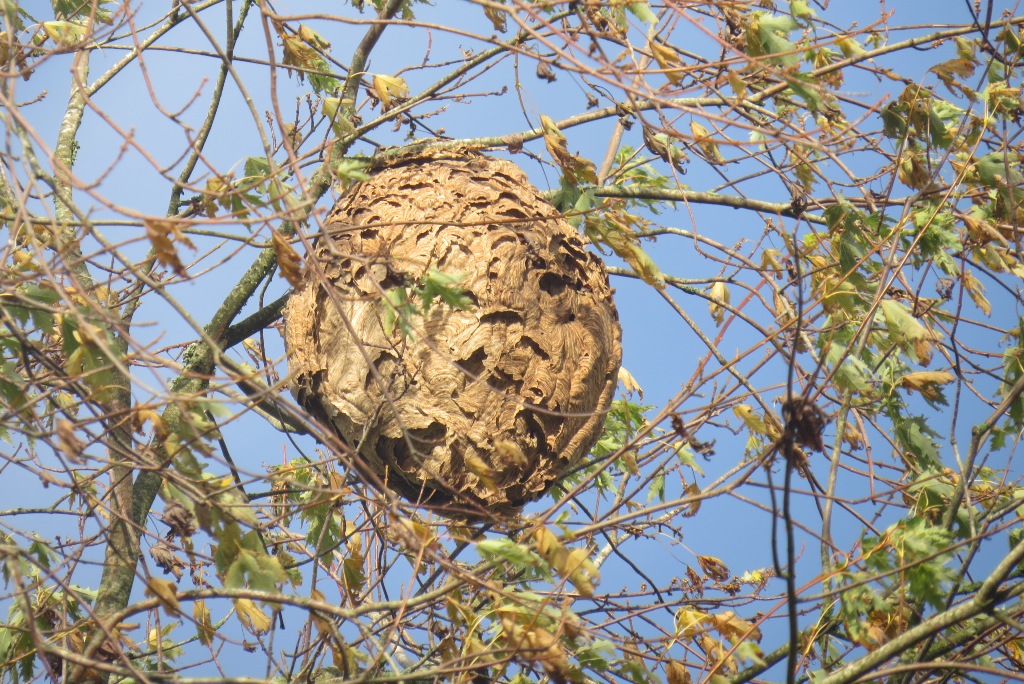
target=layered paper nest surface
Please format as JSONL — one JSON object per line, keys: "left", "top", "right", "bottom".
{"left": 285, "top": 149, "right": 622, "bottom": 516}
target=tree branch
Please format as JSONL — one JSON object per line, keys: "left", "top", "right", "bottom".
{"left": 820, "top": 537, "right": 1024, "bottom": 684}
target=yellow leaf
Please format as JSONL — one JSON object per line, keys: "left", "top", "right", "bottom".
{"left": 620, "top": 450, "right": 640, "bottom": 475}
{"left": 322, "top": 97, "right": 357, "bottom": 137}
{"left": 642, "top": 127, "right": 688, "bottom": 172}
{"left": 675, "top": 607, "right": 711, "bottom": 637}
{"left": 194, "top": 600, "right": 215, "bottom": 646}
{"left": 962, "top": 213, "right": 1009, "bottom": 246}
{"left": 533, "top": 525, "right": 560, "bottom": 557}
{"left": 517, "top": 625, "right": 570, "bottom": 683}
{"left": 709, "top": 281, "right": 730, "bottom": 325}
{"left": 842, "top": 421, "right": 865, "bottom": 450}
{"left": 565, "top": 547, "right": 600, "bottom": 597}
{"left": 774, "top": 290, "right": 795, "bottom": 325}
{"left": 397, "top": 517, "right": 436, "bottom": 549}
{"left": 913, "top": 337, "right": 934, "bottom": 367}
{"left": 331, "top": 641, "right": 358, "bottom": 672}
{"left": 372, "top": 74, "right": 409, "bottom": 111}
{"left": 271, "top": 230, "right": 304, "bottom": 288}
{"left": 310, "top": 589, "right": 333, "bottom": 635}
{"left": 697, "top": 555, "right": 730, "bottom": 582}
{"left": 466, "top": 455, "right": 496, "bottom": 491}
{"left": 732, "top": 404, "right": 779, "bottom": 439}
{"left": 297, "top": 24, "right": 330, "bottom": 50}
{"left": 622, "top": 241, "right": 665, "bottom": 288}
{"left": 930, "top": 57, "right": 977, "bottom": 85}
{"left": 42, "top": 20, "right": 87, "bottom": 46}
{"left": 494, "top": 440, "right": 528, "bottom": 467}
{"left": 541, "top": 114, "right": 597, "bottom": 185}
{"left": 697, "top": 633, "right": 736, "bottom": 673}
{"left": 56, "top": 418, "right": 84, "bottom": 464}
{"left": 666, "top": 660, "right": 692, "bottom": 684}
{"left": 617, "top": 366, "right": 643, "bottom": 397}
{"left": 879, "top": 300, "right": 939, "bottom": 366}
{"left": 650, "top": 39, "right": 684, "bottom": 85}
{"left": 690, "top": 121, "right": 725, "bottom": 164}
{"left": 897, "top": 149, "right": 932, "bottom": 189}
{"left": 836, "top": 35, "right": 866, "bottom": 58}
{"left": 963, "top": 271, "right": 991, "bottom": 316}
{"left": 145, "top": 577, "right": 181, "bottom": 615}
{"left": 235, "top": 598, "right": 271, "bottom": 635}
{"left": 534, "top": 526, "right": 568, "bottom": 575}
{"left": 708, "top": 610, "right": 762, "bottom": 643}
{"left": 682, "top": 482, "right": 701, "bottom": 517}
{"left": 145, "top": 219, "right": 196, "bottom": 276}
{"left": 484, "top": 5, "right": 507, "bottom": 32}
{"left": 900, "top": 371, "right": 956, "bottom": 401}
{"left": 727, "top": 70, "right": 747, "bottom": 101}
{"left": 277, "top": 27, "right": 320, "bottom": 80}
{"left": 134, "top": 408, "right": 168, "bottom": 440}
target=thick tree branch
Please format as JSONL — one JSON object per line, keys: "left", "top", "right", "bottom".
{"left": 820, "top": 537, "right": 1024, "bottom": 684}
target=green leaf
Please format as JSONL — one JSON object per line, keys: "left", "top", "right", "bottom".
{"left": 627, "top": 2, "right": 657, "bottom": 26}
{"left": 0, "top": 358, "right": 26, "bottom": 413}
{"left": 784, "top": 73, "right": 826, "bottom": 112}
{"left": 974, "top": 151, "right": 1024, "bottom": 187}
{"left": 823, "top": 341, "right": 874, "bottom": 393}
{"left": 881, "top": 102, "right": 908, "bottom": 140}
{"left": 878, "top": 517, "right": 955, "bottom": 609}
{"left": 343, "top": 550, "right": 366, "bottom": 599}
{"left": 331, "top": 156, "right": 370, "bottom": 183}
{"left": 27, "top": 538, "right": 54, "bottom": 569}
{"left": 382, "top": 286, "right": 414, "bottom": 339}
{"left": 585, "top": 213, "right": 665, "bottom": 288}
{"left": 618, "top": 657, "right": 657, "bottom": 684}
{"left": 419, "top": 269, "right": 472, "bottom": 313}
{"left": 790, "top": 0, "right": 815, "bottom": 23}
{"left": 477, "top": 538, "right": 544, "bottom": 571}
{"left": 5, "top": 284, "right": 57, "bottom": 330}
{"left": 589, "top": 399, "right": 651, "bottom": 459}
{"left": 223, "top": 535, "right": 290, "bottom": 592}
{"left": 891, "top": 414, "right": 941, "bottom": 469}
{"left": 551, "top": 176, "right": 583, "bottom": 216}
{"left": 244, "top": 156, "right": 272, "bottom": 179}
{"left": 646, "top": 473, "right": 665, "bottom": 503}
{"left": 41, "top": 20, "right": 87, "bottom": 46}
{"left": 53, "top": 0, "right": 114, "bottom": 23}
{"left": 0, "top": 0, "right": 34, "bottom": 32}
{"left": 576, "top": 639, "right": 615, "bottom": 670}
{"left": 747, "top": 12, "right": 800, "bottom": 67}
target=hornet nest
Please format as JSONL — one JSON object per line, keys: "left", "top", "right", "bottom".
{"left": 284, "top": 149, "right": 622, "bottom": 516}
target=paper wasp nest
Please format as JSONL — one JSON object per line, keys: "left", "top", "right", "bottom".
{"left": 285, "top": 149, "right": 621, "bottom": 516}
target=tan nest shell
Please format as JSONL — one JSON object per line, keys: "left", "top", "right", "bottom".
{"left": 285, "top": 149, "right": 622, "bottom": 515}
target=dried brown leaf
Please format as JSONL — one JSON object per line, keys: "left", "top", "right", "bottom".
{"left": 650, "top": 40, "right": 684, "bottom": 85}
{"left": 144, "top": 577, "right": 181, "bottom": 615}
{"left": 271, "top": 229, "right": 304, "bottom": 288}
{"left": 235, "top": 598, "right": 271, "bottom": 635}
{"left": 666, "top": 660, "right": 691, "bottom": 684}
{"left": 900, "top": 371, "right": 956, "bottom": 401}
{"left": 697, "top": 555, "right": 730, "bottom": 582}
{"left": 145, "top": 219, "right": 195, "bottom": 276}
{"left": 541, "top": 114, "right": 597, "bottom": 185}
